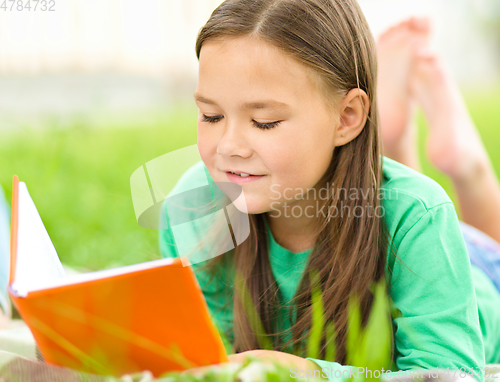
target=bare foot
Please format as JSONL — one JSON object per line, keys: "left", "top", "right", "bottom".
{"left": 377, "top": 17, "right": 431, "bottom": 163}
{"left": 410, "top": 52, "right": 491, "bottom": 182}
{"left": 410, "top": 51, "right": 500, "bottom": 242}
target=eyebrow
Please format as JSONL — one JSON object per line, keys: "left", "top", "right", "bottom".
{"left": 193, "top": 93, "right": 291, "bottom": 110}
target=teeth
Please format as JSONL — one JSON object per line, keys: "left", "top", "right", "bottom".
{"left": 230, "top": 172, "right": 251, "bottom": 177}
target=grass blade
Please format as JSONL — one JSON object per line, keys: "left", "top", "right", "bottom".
{"left": 307, "top": 268, "right": 325, "bottom": 359}
{"left": 234, "top": 269, "right": 273, "bottom": 350}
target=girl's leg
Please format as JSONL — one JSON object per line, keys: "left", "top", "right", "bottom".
{"left": 459, "top": 221, "right": 500, "bottom": 295}
{"left": 377, "top": 17, "right": 431, "bottom": 172}
{"left": 411, "top": 52, "right": 500, "bottom": 244}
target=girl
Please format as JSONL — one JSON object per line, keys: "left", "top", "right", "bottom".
{"left": 159, "top": 1, "right": 500, "bottom": 381}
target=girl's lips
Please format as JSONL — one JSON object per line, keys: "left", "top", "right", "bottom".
{"left": 225, "top": 172, "right": 266, "bottom": 184}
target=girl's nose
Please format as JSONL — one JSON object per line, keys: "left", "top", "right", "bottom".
{"left": 216, "top": 122, "right": 253, "bottom": 159}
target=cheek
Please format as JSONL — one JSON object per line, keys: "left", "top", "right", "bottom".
{"left": 197, "top": 127, "right": 217, "bottom": 163}
{"left": 256, "top": 136, "right": 298, "bottom": 168}
{"left": 260, "top": 136, "right": 316, "bottom": 177}
{"left": 266, "top": 141, "right": 332, "bottom": 193}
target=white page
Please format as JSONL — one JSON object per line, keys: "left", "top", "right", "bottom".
{"left": 11, "top": 182, "right": 181, "bottom": 297}
{"left": 11, "top": 182, "right": 66, "bottom": 296}
{"left": 18, "top": 257, "right": 178, "bottom": 295}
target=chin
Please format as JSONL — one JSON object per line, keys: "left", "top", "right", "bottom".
{"left": 230, "top": 196, "right": 270, "bottom": 216}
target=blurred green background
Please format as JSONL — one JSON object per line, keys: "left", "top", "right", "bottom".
{"left": 0, "top": 103, "right": 198, "bottom": 271}
{"left": 1, "top": 89, "right": 499, "bottom": 271}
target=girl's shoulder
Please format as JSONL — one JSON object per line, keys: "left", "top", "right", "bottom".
{"left": 381, "top": 156, "right": 453, "bottom": 212}
{"left": 380, "top": 156, "right": 458, "bottom": 248}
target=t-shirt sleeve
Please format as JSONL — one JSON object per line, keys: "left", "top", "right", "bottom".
{"left": 304, "top": 202, "right": 486, "bottom": 382}
{"left": 388, "top": 202, "right": 485, "bottom": 382}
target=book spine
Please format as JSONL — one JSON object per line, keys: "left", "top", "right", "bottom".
{"left": 9, "top": 175, "right": 19, "bottom": 285}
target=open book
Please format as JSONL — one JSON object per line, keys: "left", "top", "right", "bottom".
{"left": 8, "top": 175, "right": 228, "bottom": 377}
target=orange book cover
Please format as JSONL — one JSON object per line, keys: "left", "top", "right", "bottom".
{"left": 8, "top": 175, "right": 229, "bottom": 377}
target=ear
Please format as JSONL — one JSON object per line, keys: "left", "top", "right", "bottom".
{"left": 333, "top": 88, "right": 370, "bottom": 146}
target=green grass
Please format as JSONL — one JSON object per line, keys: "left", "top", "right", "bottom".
{"left": 1, "top": 102, "right": 198, "bottom": 271}
{"left": 1, "top": 89, "right": 500, "bottom": 271}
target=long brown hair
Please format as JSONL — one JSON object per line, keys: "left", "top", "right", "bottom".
{"left": 192, "top": 0, "right": 395, "bottom": 364}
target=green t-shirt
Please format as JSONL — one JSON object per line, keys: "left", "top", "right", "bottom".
{"left": 159, "top": 156, "right": 500, "bottom": 382}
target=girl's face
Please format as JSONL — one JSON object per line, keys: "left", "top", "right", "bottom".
{"left": 195, "top": 36, "right": 341, "bottom": 215}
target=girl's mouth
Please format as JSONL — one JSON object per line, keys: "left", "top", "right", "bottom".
{"left": 226, "top": 172, "right": 266, "bottom": 184}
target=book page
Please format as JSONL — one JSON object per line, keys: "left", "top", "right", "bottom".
{"left": 25, "top": 257, "right": 178, "bottom": 293}
{"left": 11, "top": 182, "right": 66, "bottom": 296}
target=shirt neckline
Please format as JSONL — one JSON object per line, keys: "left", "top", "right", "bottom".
{"left": 264, "top": 216, "right": 313, "bottom": 257}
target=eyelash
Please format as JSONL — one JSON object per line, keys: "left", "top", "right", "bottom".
{"left": 201, "top": 115, "right": 281, "bottom": 130}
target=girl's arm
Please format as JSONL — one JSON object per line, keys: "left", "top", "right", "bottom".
{"left": 385, "top": 201, "right": 485, "bottom": 382}
{"left": 304, "top": 201, "right": 486, "bottom": 382}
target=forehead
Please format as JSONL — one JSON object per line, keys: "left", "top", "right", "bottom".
{"left": 197, "top": 36, "right": 324, "bottom": 106}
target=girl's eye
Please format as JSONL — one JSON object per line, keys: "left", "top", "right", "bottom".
{"left": 253, "top": 120, "right": 281, "bottom": 130}
{"left": 201, "top": 114, "right": 281, "bottom": 130}
{"left": 201, "top": 115, "right": 223, "bottom": 124}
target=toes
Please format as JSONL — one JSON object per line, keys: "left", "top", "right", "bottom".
{"left": 378, "top": 16, "right": 432, "bottom": 46}
{"left": 378, "top": 18, "right": 413, "bottom": 43}
{"left": 409, "top": 16, "right": 432, "bottom": 34}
